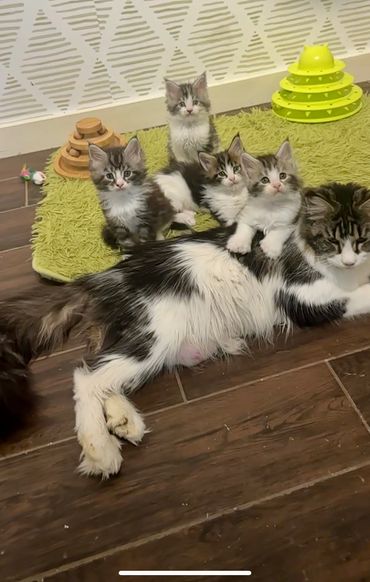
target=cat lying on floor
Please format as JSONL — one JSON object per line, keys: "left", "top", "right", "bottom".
{"left": 2, "top": 182, "right": 370, "bottom": 478}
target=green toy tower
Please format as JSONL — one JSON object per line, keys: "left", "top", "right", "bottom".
{"left": 272, "top": 44, "right": 363, "bottom": 123}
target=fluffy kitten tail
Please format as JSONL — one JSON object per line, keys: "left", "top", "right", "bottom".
{"left": 0, "top": 285, "right": 88, "bottom": 437}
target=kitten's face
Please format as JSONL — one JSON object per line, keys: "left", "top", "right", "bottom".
{"left": 88, "top": 138, "right": 146, "bottom": 192}
{"left": 198, "top": 134, "right": 244, "bottom": 190}
{"left": 302, "top": 183, "right": 370, "bottom": 269}
{"left": 165, "top": 72, "right": 210, "bottom": 120}
{"left": 241, "top": 141, "right": 301, "bottom": 198}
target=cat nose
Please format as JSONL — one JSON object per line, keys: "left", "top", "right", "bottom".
{"left": 272, "top": 182, "right": 281, "bottom": 191}
{"left": 116, "top": 178, "right": 125, "bottom": 188}
{"left": 186, "top": 108, "right": 193, "bottom": 114}
{"left": 341, "top": 255, "right": 356, "bottom": 266}
{"left": 229, "top": 175, "right": 236, "bottom": 183}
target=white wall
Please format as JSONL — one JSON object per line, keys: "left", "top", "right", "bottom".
{"left": 1, "top": 0, "right": 370, "bottom": 155}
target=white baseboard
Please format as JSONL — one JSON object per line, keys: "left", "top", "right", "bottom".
{"left": 1, "top": 52, "right": 369, "bottom": 159}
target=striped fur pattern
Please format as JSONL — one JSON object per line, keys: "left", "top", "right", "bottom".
{"left": 2, "top": 183, "right": 370, "bottom": 477}
{"left": 89, "top": 138, "right": 175, "bottom": 250}
{"left": 227, "top": 140, "right": 303, "bottom": 259}
{"left": 155, "top": 134, "right": 248, "bottom": 226}
{"left": 165, "top": 72, "right": 219, "bottom": 163}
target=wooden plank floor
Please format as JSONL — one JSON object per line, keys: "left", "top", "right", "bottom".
{"left": 2, "top": 129, "right": 370, "bottom": 582}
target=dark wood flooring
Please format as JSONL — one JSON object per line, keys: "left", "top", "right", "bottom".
{"left": 2, "top": 109, "right": 370, "bottom": 581}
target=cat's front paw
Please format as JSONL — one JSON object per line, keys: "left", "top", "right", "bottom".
{"left": 225, "top": 219, "right": 234, "bottom": 227}
{"left": 227, "top": 234, "right": 251, "bottom": 255}
{"left": 174, "top": 210, "right": 196, "bottom": 227}
{"left": 260, "top": 237, "right": 282, "bottom": 259}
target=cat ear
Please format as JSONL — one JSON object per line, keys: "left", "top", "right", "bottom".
{"left": 164, "top": 78, "right": 181, "bottom": 103}
{"left": 303, "top": 190, "right": 335, "bottom": 221}
{"left": 240, "top": 152, "right": 260, "bottom": 179}
{"left": 353, "top": 187, "right": 370, "bottom": 214}
{"left": 277, "top": 138, "right": 297, "bottom": 172}
{"left": 192, "top": 72, "right": 208, "bottom": 99}
{"left": 228, "top": 133, "right": 244, "bottom": 158}
{"left": 88, "top": 144, "right": 108, "bottom": 168}
{"left": 198, "top": 151, "right": 218, "bottom": 174}
{"left": 124, "top": 137, "right": 144, "bottom": 167}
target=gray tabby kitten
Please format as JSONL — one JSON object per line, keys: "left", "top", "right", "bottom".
{"left": 165, "top": 72, "right": 219, "bottom": 163}
{"left": 155, "top": 134, "right": 247, "bottom": 227}
{"left": 227, "top": 140, "right": 302, "bottom": 259}
{"left": 89, "top": 138, "right": 175, "bottom": 250}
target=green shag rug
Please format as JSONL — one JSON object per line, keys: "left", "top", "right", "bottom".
{"left": 32, "top": 96, "right": 370, "bottom": 282}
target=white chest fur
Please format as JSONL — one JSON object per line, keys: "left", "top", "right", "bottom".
{"left": 100, "top": 186, "right": 146, "bottom": 231}
{"left": 244, "top": 194, "right": 300, "bottom": 231}
{"left": 169, "top": 116, "right": 210, "bottom": 162}
{"left": 202, "top": 184, "right": 248, "bottom": 224}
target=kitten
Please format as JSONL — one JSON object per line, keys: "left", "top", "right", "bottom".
{"left": 227, "top": 139, "right": 302, "bottom": 258}
{"left": 155, "top": 134, "right": 248, "bottom": 227}
{"left": 88, "top": 138, "right": 175, "bottom": 249}
{"left": 165, "top": 71, "right": 219, "bottom": 163}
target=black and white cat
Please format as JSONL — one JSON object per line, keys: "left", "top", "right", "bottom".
{"left": 89, "top": 138, "right": 175, "bottom": 249}
{"left": 155, "top": 134, "right": 248, "bottom": 226}
{"left": 165, "top": 72, "right": 219, "bottom": 163}
{"left": 2, "top": 183, "right": 370, "bottom": 477}
{"left": 227, "top": 140, "right": 302, "bottom": 258}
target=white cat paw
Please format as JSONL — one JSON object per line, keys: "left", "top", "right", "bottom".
{"left": 104, "top": 394, "right": 147, "bottom": 446}
{"left": 227, "top": 234, "right": 251, "bottom": 255}
{"left": 225, "top": 219, "right": 234, "bottom": 227}
{"left": 260, "top": 237, "right": 282, "bottom": 259}
{"left": 77, "top": 432, "right": 122, "bottom": 479}
{"left": 174, "top": 211, "right": 196, "bottom": 227}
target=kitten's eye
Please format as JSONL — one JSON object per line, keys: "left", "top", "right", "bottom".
{"left": 233, "top": 164, "right": 240, "bottom": 172}
{"left": 193, "top": 99, "right": 199, "bottom": 105}
{"left": 179, "top": 101, "right": 186, "bottom": 107}
{"left": 261, "top": 176, "right": 270, "bottom": 184}
{"left": 279, "top": 172, "right": 287, "bottom": 180}
{"left": 106, "top": 172, "right": 114, "bottom": 180}
{"left": 357, "top": 237, "right": 367, "bottom": 244}
{"left": 123, "top": 170, "right": 131, "bottom": 178}
{"left": 328, "top": 237, "right": 340, "bottom": 246}
{"left": 218, "top": 171, "right": 227, "bottom": 177}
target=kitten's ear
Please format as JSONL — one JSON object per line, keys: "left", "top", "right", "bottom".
{"left": 303, "top": 190, "right": 335, "bottom": 221}
{"left": 164, "top": 78, "right": 181, "bottom": 103}
{"left": 124, "top": 137, "right": 144, "bottom": 167}
{"left": 353, "top": 187, "right": 370, "bottom": 214}
{"left": 240, "top": 152, "right": 260, "bottom": 179}
{"left": 198, "top": 151, "right": 218, "bottom": 174}
{"left": 193, "top": 71, "right": 208, "bottom": 99}
{"left": 88, "top": 144, "right": 108, "bottom": 168}
{"left": 228, "top": 133, "right": 244, "bottom": 158}
{"left": 277, "top": 138, "right": 297, "bottom": 172}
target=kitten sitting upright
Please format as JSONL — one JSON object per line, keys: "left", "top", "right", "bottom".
{"left": 155, "top": 134, "right": 248, "bottom": 227}
{"left": 165, "top": 72, "right": 219, "bottom": 163}
{"left": 89, "top": 138, "right": 175, "bottom": 250}
{"left": 227, "top": 139, "right": 302, "bottom": 259}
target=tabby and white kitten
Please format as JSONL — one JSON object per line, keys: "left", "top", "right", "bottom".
{"left": 155, "top": 134, "right": 248, "bottom": 227}
{"left": 89, "top": 138, "right": 175, "bottom": 249}
{"left": 227, "top": 140, "right": 302, "bottom": 259}
{"left": 165, "top": 72, "right": 219, "bottom": 163}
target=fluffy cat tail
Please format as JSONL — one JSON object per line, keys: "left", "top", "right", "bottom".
{"left": 0, "top": 285, "right": 88, "bottom": 437}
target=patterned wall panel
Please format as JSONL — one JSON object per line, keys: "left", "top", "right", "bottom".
{"left": 0, "top": 0, "right": 369, "bottom": 124}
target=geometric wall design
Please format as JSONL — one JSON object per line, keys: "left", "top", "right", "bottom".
{"left": 0, "top": 0, "right": 369, "bottom": 124}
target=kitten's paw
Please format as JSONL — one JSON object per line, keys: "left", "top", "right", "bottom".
{"left": 260, "top": 237, "right": 282, "bottom": 259}
{"left": 227, "top": 234, "right": 251, "bottom": 255}
{"left": 174, "top": 211, "right": 196, "bottom": 227}
{"left": 77, "top": 432, "right": 122, "bottom": 479}
{"left": 177, "top": 343, "right": 207, "bottom": 367}
{"left": 104, "top": 394, "right": 147, "bottom": 446}
{"left": 225, "top": 219, "right": 234, "bottom": 227}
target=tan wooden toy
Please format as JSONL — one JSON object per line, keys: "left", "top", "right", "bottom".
{"left": 54, "top": 117, "right": 124, "bottom": 179}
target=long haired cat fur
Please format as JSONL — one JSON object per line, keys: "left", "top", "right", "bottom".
{"left": 89, "top": 137, "right": 175, "bottom": 249}
{"left": 2, "top": 183, "right": 370, "bottom": 477}
{"left": 227, "top": 139, "right": 302, "bottom": 259}
{"left": 155, "top": 133, "right": 248, "bottom": 226}
{"left": 165, "top": 71, "right": 219, "bottom": 163}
